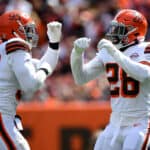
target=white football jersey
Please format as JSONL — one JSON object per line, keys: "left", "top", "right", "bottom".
{"left": 0, "top": 39, "right": 27, "bottom": 116}
{"left": 97, "top": 42, "right": 150, "bottom": 126}
{"left": 71, "top": 41, "right": 150, "bottom": 126}
{"left": 0, "top": 38, "right": 59, "bottom": 116}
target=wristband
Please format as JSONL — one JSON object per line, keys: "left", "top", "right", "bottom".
{"left": 39, "top": 68, "right": 49, "bottom": 75}
{"left": 49, "top": 42, "right": 59, "bottom": 50}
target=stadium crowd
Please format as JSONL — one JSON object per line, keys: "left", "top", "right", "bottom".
{"left": 1, "top": 0, "right": 150, "bottom": 102}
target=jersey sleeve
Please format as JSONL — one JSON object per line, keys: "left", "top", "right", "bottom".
{"left": 7, "top": 50, "right": 47, "bottom": 93}
{"left": 6, "top": 38, "right": 59, "bottom": 93}
{"left": 70, "top": 48, "right": 105, "bottom": 85}
{"left": 108, "top": 46, "right": 150, "bottom": 82}
{"left": 38, "top": 47, "right": 59, "bottom": 75}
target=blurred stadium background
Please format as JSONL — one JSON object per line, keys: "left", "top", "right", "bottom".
{"left": 1, "top": 0, "right": 150, "bottom": 149}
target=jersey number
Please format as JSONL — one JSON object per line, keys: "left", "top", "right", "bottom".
{"left": 106, "top": 63, "right": 139, "bottom": 98}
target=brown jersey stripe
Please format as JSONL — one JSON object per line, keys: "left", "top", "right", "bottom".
{"left": 144, "top": 46, "right": 150, "bottom": 54}
{"left": 6, "top": 41, "right": 29, "bottom": 50}
{"left": 6, "top": 41, "right": 27, "bottom": 47}
{"left": 7, "top": 46, "right": 27, "bottom": 54}
{"left": 0, "top": 114, "right": 17, "bottom": 150}
{"left": 6, "top": 41, "right": 29, "bottom": 48}
{"left": 6, "top": 41, "right": 30, "bottom": 54}
{"left": 144, "top": 51, "right": 150, "bottom": 54}
{"left": 7, "top": 45, "right": 28, "bottom": 50}
{"left": 141, "top": 120, "right": 150, "bottom": 150}
{"left": 140, "top": 61, "right": 150, "bottom": 67}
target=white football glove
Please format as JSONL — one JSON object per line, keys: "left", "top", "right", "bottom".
{"left": 47, "top": 21, "right": 62, "bottom": 43}
{"left": 97, "top": 39, "right": 117, "bottom": 54}
{"left": 74, "top": 37, "right": 91, "bottom": 54}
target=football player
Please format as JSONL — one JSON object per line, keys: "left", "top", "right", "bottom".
{"left": 71, "top": 9, "right": 150, "bottom": 150}
{"left": 0, "top": 10, "right": 62, "bottom": 150}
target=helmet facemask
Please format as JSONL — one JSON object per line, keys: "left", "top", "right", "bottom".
{"left": 24, "top": 23, "right": 39, "bottom": 47}
{"left": 13, "top": 20, "right": 39, "bottom": 48}
{"left": 106, "top": 21, "right": 137, "bottom": 50}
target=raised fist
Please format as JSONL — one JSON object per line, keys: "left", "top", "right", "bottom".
{"left": 47, "top": 21, "right": 62, "bottom": 43}
{"left": 74, "top": 37, "right": 91, "bottom": 54}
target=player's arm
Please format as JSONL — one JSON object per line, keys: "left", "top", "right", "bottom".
{"left": 71, "top": 37, "right": 105, "bottom": 85}
{"left": 38, "top": 21, "right": 62, "bottom": 75}
{"left": 98, "top": 39, "right": 150, "bottom": 82}
{"left": 7, "top": 21, "right": 62, "bottom": 93}
{"left": 7, "top": 48, "right": 46, "bottom": 93}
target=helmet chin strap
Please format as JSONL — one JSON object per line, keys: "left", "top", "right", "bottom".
{"left": 115, "top": 40, "right": 139, "bottom": 51}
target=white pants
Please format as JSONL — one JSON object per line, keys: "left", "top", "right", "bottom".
{"left": 0, "top": 113, "right": 30, "bottom": 150}
{"left": 94, "top": 120, "right": 149, "bottom": 150}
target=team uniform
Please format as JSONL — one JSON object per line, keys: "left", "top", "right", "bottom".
{"left": 0, "top": 10, "right": 62, "bottom": 150}
{"left": 0, "top": 38, "right": 59, "bottom": 150}
{"left": 71, "top": 40, "right": 150, "bottom": 150}
{"left": 71, "top": 9, "right": 150, "bottom": 150}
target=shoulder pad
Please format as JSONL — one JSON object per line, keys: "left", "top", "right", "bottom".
{"left": 6, "top": 38, "right": 30, "bottom": 54}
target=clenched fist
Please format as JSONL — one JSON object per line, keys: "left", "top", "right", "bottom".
{"left": 47, "top": 21, "right": 62, "bottom": 43}
{"left": 74, "top": 37, "right": 91, "bottom": 54}
{"left": 97, "top": 39, "right": 118, "bottom": 54}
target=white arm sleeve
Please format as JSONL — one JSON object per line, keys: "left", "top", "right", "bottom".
{"left": 7, "top": 50, "right": 47, "bottom": 93}
{"left": 71, "top": 48, "right": 105, "bottom": 85}
{"left": 38, "top": 47, "right": 59, "bottom": 75}
{"left": 108, "top": 48, "right": 150, "bottom": 82}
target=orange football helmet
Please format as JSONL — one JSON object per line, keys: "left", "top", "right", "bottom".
{"left": 106, "top": 9, "right": 148, "bottom": 49}
{"left": 0, "top": 10, "right": 38, "bottom": 47}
